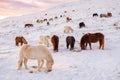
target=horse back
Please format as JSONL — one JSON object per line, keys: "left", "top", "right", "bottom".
{"left": 66, "top": 36, "right": 75, "bottom": 44}
{"left": 89, "top": 33, "right": 104, "bottom": 43}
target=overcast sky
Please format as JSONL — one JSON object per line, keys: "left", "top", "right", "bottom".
{"left": 0, "top": 0, "right": 73, "bottom": 19}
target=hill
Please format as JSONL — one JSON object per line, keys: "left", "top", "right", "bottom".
{"left": 0, "top": 0, "right": 120, "bottom": 80}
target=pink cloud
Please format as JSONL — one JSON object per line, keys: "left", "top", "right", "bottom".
{"left": 0, "top": 0, "right": 73, "bottom": 17}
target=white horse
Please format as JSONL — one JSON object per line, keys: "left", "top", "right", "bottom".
{"left": 18, "top": 44, "right": 54, "bottom": 72}
{"left": 64, "top": 26, "right": 73, "bottom": 33}
{"left": 38, "top": 35, "right": 50, "bottom": 47}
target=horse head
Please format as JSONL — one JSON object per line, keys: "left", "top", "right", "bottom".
{"left": 46, "top": 56, "right": 54, "bottom": 72}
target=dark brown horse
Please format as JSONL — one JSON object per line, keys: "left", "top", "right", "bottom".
{"left": 66, "top": 17, "right": 72, "bottom": 22}
{"left": 80, "top": 33, "right": 104, "bottom": 50}
{"left": 51, "top": 35, "right": 59, "bottom": 52}
{"left": 66, "top": 36, "right": 75, "bottom": 50}
{"left": 25, "top": 24, "right": 33, "bottom": 28}
{"left": 15, "top": 36, "right": 28, "bottom": 46}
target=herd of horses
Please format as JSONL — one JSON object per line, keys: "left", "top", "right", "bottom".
{"left": 16, "top": 33, "right": 104, "bottom": 72}
{"left": 17, "top": 11, "right": 111, "bottom": 72}
{"left": 24, "top": 12, "right": 112, "bottom": 28}
{"left": 15, "top": 32, "right": 104, "bottom": 51}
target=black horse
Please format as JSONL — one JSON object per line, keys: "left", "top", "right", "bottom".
{"left": 79, "top": 22, "right": 85, "bottom": 28}
{"left": 93, "top": 13, "right": 98, "bottom": 17}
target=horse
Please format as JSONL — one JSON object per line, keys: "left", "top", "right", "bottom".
{"left": 49, "top": 18, "right": 53, "bottom": 21}
{"left": 36, "top": 19, "right": 43, "bottom": 23}
{"left": 66, "top": 36, "right": 75, "bottom": 50}
{"left": 38, "top": 35, "right": 50, "bottom": 47}
{"left": 47, "top": 22, "right": 50, "bottom": 26}
{"left": 80, "top": 32, "right": 104, "bottom": 50}
{"left": 100, "top": 12, "right": 112, "bottom": 18}
{"left": 93, "top": 13, "right": 98, "bottom": 17}
{"left": 18, "top": 44, "right": 54, "bottom": 72}
{"left": 54, "top": 16, "right": 58, "bottom": 19}
{"left": 107, "top": 12, "right": 112, "bottom": 17}
{"left": 66, "top": 17, "right": 72, "bottom": 22}
{"left": 15, "top": 36, "right": 27, "bottom": 46}
{"left": 51, "top": 35, "right": 59, "bottom": 52}
{"left": 64, "top": 26, "right": 73, "bottom": 33}
{"left": 24, "top": 24, "right": 33, "bottom": 28}
{"left": 79, "top": 22, "right": 85, "bottom": 28}
{"left": 100, "top": 14, "right": 108, "bottom": 18}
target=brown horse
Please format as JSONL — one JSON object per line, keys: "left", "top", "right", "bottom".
{"left": 66, "top": 36, "right": 75, "bottom": 50}
{"left": 100, "top": 12, "right": 112, "bottom": 18}
{"left": 25, "top": 24, "right": 33, "bottom": 28}
{"left": 66, "top": 17, "right": 72, "bottom": 22}
{"left": 80, "top": 33, "right": 104, "bottom": 50}
{"left": 51, "top": 35, "right": 59, "bottom": 52}
{"left": 15, "top": 36, "right": 27, "bottom": 46}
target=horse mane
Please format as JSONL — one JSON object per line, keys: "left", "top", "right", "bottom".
{"left": 21, "top": 36, "right": 27, "bottom": 44}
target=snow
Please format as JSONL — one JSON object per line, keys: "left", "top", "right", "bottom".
{"left": 0, "top": 0, "right": 120, "bottom": 80}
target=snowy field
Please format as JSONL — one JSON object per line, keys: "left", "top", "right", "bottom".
{"left": 0, "top": 0, "right": 120, "bottom": 80}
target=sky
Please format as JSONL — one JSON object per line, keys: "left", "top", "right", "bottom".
{"left": 0, "top": 0, "right": 74, "bottom": 19}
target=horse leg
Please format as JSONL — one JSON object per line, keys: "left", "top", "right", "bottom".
{"left": 18, "top": 60, "right": 23, "bottom": 70}
{"left": 38, "top": 60, "right": 43, "bottom": 71}
{"left": 99, "top": 40, "right": 104, "bottom": 50}
{"left": 67, "top": 43, "right": 69, "bottom": 49}
{"left": 40, "top": 60, "right": 44, "bottom": 69}
{"left": 24, "top": 58, "right": 28, "bottom": 69}
{"left": 88, "top": 42, "right": 92, "bottom": 49}
{"left": 70, "top": 42, "right": 74, "bottom": 50}
{"left": 55, "top": 44, "right": 58, "bottom": 52}
{"left": 85, "top": 42, "right": 87, "bottom": 49}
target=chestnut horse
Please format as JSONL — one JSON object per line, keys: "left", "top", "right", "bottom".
{"left": 51, "top": 35, "right": 59, "bottom": 52}
{"left": 100, "top": 12, "right": 112, "bottom": 18}
{"left": 80, "top": 33, "right": 104, "bottom": 50}
{"left": 66, "top": 36, "right": 75, "bottom": 50}
{"left": 15, "top": 36, "right": 27, "bottom": 46}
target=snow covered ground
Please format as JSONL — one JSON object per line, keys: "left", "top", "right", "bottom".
{"left": 0, "top": 0, "right": 120, "bottom": 80}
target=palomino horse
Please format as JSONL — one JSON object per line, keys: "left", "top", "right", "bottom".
{"left": 38, "top": 35, "right": 50, "bottom": 47}
{"left": 66, "top": 36, "right": 75, "bottom": 50}
{"left": 80, "top": 32, "right": 104, "bottom": 50}
{"left": 51, "top": 35, "right": 59, "bottom": 52}
{"left": 64, "top": 26, "right": 73, "bottom": 33}
{"left": 18, "top": 44, "right": 54, "bottom": 72}
{"left": 15, "top": 36, "right": 27, "bottom": 46}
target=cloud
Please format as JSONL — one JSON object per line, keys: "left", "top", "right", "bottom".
{"left": 0, "top": 0, "right": 43, "bottom": 16}
{"left": 0, "top": 0, "right": 73, "bottom": 17}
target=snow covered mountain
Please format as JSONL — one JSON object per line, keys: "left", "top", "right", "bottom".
{"left": 0, "top": 0, "right": 120, "bottom": 80}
